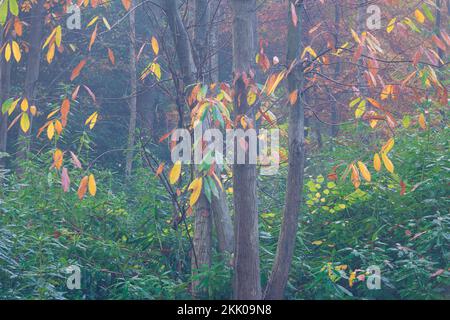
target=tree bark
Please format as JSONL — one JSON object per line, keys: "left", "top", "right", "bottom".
{"left": 16, "top": 0, "right": 45, "bottom": 166}
{"left": 125, "top": 1, "right": 138, "bottom": 179}
{"left": 330, "top": 3, "right": 341, "bottom": 137}
{"left": 0, "top": 28, "right": 11, "bottom": 167}
{"left": 230, "top": 0, "right": 261, "bottom": 300}
{"left": 264, "top": 0, "right": 305, "bottom": 300}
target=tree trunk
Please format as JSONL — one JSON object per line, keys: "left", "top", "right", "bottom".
{"left": 230, "top": 0, "right": 261, "bottom": 300}
{"left": 125, "top": 1, "right": 138, "bottom": 179}
{"left": 0, "top": 29, "right": 11, "bottom": 167}
{"left": 330, "top": 3, "right": 341, "bottom": 137}
{"left": 264, "top": 0, "right": 305, "bottom": 300}
{"left": 16, "top": 0, "right": 45, "bottom": 166}
{"left": 164, "top": 0, "right": 213, "bottom": 298}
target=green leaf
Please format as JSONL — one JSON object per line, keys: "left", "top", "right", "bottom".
{"left": 2, "top": 98, "right": 14, "bottom": 114}
{"left": 8, "top": 0, "right": 18, "bottom": 17}
{"left": 0, "top": 0, "right": 8, "bottom": 25}
{"left": 421, "top": 4, "right": 435, "bottom": 22}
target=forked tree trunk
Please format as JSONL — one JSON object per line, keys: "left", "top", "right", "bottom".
{"left": 264, "top": 0, "right": 305, "bottom": 300}
{"left": 125, "top": 1, "right": 138, "bottom": 179}
{"left": 230, "top": 0, "right": 261, "bottom": 300}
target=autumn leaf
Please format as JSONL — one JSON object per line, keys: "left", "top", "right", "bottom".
{"left": 11, "top": 41, "right": 21, "bottom": 62}
{"left": 122, "top": 0, "right": 132, "bottom": 11}
{"left": 381, "top": 138, "right": 395, "bottom": 154}
{"left": 247, "top": 90, "right": 257, "bottom": 106}
{"left": 151, "top": 36, "right": 159, "bottom": 55}
{"left": 350, "top": 164, "right": 361, "bottom": 189}
{"left": 78, "top": 176, "right": 89, "bottom": 200}
{"left": 381, "top": 153, "right": 394, "bottom": 173}
{"left": 88, "top": 23, "right": 98, "bottom": 51}
{"left": 156, "top": 162, "right": 165, "bottom": 177}
{"left": 414, "top": 9, "right": 425, "bottom": 24}
{"left": 108, "top": 48, "right": 115, "bottom": 65}
{"left": 4, "top": 43, "right": 11, "bottom": 62}
{"left": 169, "top": 160, "right": 181, "bottom": 185}
{"left": 20, "top": 112, "right": 30, "bottom": 133}
{"left": 47, "top": 121, "right": 55, "bottom": 140}
{"left": 289, "top": 90, "right": 298, "bottom": 106}
{"left": 61, "top": 99, "right": 70, "bottom": 127}
{"left": 357, "top": 161, "right": 371, "bottom": 182}
{"left": 53, "top": 149, "right": 64, "bottom": 170}
{"left": 188, "top": 177, "right": 203, "bottom": 207}
{"left": 374, "top": 153, "right": 381, "bottom": 172}
{"left": 88, "top": 174, "right": 97, "bottom": 196}
{"left": 70, "top": 59, "right": 87, "bottom": 81}
{"left": 418, "top": 113, "right": 427, "bottom": 130}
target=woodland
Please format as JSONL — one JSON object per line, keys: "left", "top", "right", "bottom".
{"left": 0, "top": 0, "right": 449, "bottom": 300}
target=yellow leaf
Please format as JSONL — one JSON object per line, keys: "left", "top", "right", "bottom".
{"left": 374, "top": 153, "right": 381, "bottom": 172}
{"left": 5, "top": 43, "right": 11, "bottom": 62}
{"left": 88, "top": 174, "right": 97, "bottom": 196}
{"left": 415, "top": 9, "right": 425, "bottom": 24}
{"left": 312, "top": 240, "right": 323, "bottom": 246}
{"left": 169, "top": 160, "right": 182, "bottom": 185}
{"left": 151, "top": 36, "right": 159, "bottom": 55}
{"left": 55, "top": 26, "right": 62, "bottom": 47}
{"left": 301, "top": 46, "right": 317, "bottom": 59}
{"left": 351, "top": 28, "right": 361, "bottom": 44}
{"left": 47, "top": 43, "right": 55, "bottom": 64}
{"left": 247, "top": 90, "right": 256, "bottom": 106}
{"left": 381, "top": 153, "right": 394, "bottom": 173}
{"left": 151, "top": 63, "right": 161, "bottom": 80}
{"left": 85, "top": 112, "right": 98, "bottom": 129}
{"left": 418, "top": 113, "right": 427, "bottom": 130}
{"left": 355, "top": 100, "right": 366, "bottom": 119}
{"left": 47, "top": 121, "right": 55, "bottom": 140}
{"left": 387, "top": 18, "right": 396, "bottom": 33}
{"left": 381, "top": 138, "right": 395, "bottom": 154}
{"left": 357, "top": 161, "right": 371, "bottom": 182}
{"left": 8, "top": 98, "right": 20, "bottom": 115}
{"left": 12, "top": 41, "right": 21, "bottom": 62}
{"left": 20, "top": 112, "right": 30, "bottom": 133}
{"left": 102, "top": 17, "right": 111, "bottom": 30}
{"left": 20, "top": 98, "right": 28, "bottom": 112}
{"left": 349, "top": 271, "right": 356, "bottom": 287}
{"left": 188, "top": 177, "right": 203, "bottom": 207}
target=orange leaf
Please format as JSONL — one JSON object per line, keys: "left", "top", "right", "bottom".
{"left": 107, "top": 48, "right": 115, "bottom": 65}
{"left": 78, "top": 176, "right": 89, "bottom": 200}
{"left": 61, "top": 99, "right": 70, "bottom": 127}
{"left": 70, "top": 59, "right": 87, "bottom": 81}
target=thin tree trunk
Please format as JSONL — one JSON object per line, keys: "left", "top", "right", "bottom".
{"left": 125, "top": 1, "right": 138, "bottom": 179}
{"left": 163, "top": 0, "right": 212, "bottom": 298}
{"left": 330, "top": 3, "right": 341, "bottom": 137}
{"left": 264, "top": 0, "right": 305, "bottom": 300}
{"left": 207, "top": 0, "right": 234, "bottom": 255}
{"left": 0, "top": 29, "right": 11, "bottom": 167}
{"left": 16, "top": 0, "right": 45, "bottom": 166}
{"left": 230, "top": 0, "right": 261, "bottom": 300}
